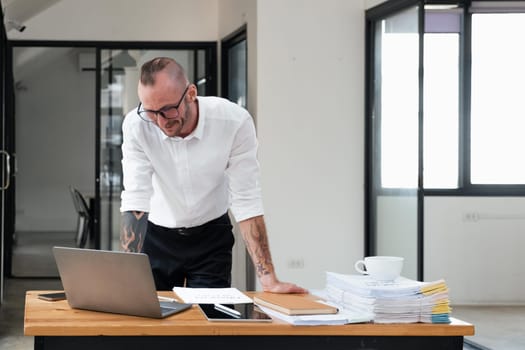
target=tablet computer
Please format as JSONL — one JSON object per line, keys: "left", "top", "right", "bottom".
{"left": 198, "top": 303, "right": 272, "bottom": 322}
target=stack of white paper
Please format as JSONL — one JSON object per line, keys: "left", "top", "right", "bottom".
{"left": 325, "top": 272, "right": 451, "bottom": 324}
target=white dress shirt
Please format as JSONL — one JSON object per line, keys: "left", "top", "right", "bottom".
{"left": 120, "top": 96, "right": 264, "bottom": 228}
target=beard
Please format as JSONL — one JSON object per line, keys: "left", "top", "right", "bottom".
{"left": 158, "top": 100, "right": 191, "bottom": 138}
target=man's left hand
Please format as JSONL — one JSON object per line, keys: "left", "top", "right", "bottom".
{"left": 260, "top": 274, "right": 308, "bottom": 294}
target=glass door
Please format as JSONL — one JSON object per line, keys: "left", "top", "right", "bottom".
{"left": 222, "top": 26, "right": 247, "bottom": 108}
{"left": 98, "top": 49, "right": 133, "bottom": 251}
{"left": 221, "top": 26, "right": 252, "bottom": 291}
{"left": 9, "top": 46, "right": 95, "bottom": 278}
{"left": 366, "top": 2, "right": 423, "bottom": 280}
{"left": 97, "top": 48, "right": 215, "bottom": 251}
{"left": 0, "top": 10, "right": 9, "bottom": 303}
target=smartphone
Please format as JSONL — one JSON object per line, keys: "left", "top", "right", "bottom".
{"left": 37, "top": 292, "right": 66, "bottom": 301}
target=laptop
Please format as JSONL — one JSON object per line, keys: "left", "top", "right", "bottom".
{"left": 52, "top": 246, "right": 192, "bottom": 318}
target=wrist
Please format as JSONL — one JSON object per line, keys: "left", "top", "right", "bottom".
{"left": 259, "top": 273, "right": 279, "bottom": 290}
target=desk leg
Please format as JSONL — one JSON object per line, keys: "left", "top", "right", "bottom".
{"left": 34, "top": 335, "right": 465, "bottom": 350}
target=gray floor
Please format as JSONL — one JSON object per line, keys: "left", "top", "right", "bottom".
{"left": 453, "top": 305, "right": 525, "bottom": 350}
{"left": 11, "top": 231, "right": 76, "bottom": 277}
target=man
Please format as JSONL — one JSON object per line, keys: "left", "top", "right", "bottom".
{"left": 120, "top": 57, "right": 306, "bottom": 294}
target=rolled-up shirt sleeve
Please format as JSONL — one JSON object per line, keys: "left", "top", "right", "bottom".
{"left": 226, "top": 114, "right": 264, "bottom": 222}
{"left": 120, "top": 114, "right": 153, "bottom": 213}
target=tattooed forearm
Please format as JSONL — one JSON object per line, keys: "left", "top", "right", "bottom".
{"left": 120, "top": 211, "right": 148, "bottom": 252}
{"left": 239, "top": 215, "right": 275, "bottom": 277}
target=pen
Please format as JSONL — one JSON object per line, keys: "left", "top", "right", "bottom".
{"left": 214, "top": 303, "right": 241, "bottom": 318}
{"left": 158, "top": 296, "right": 180, "bottom": 303}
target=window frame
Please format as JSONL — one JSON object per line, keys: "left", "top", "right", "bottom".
{"left": 428, "top": 0, "right": 525, "bottom": 197}
{"left": 221, "top": 24, "right": 247, "bottom": 105}
{"left": 367, "top": 0, "right": 525, "bottom": 198}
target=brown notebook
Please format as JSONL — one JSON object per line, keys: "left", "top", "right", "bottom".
{"left": 253, "top": 293, "right": 338, "bottom": 315}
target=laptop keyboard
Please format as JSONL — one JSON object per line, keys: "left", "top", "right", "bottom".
{"left": 160, "top": 301, "right": 187, "bottom": 311}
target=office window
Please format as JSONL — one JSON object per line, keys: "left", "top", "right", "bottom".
{"left": 380, "top": 14, "right": 419, "bottom": 189}
{"left": 470, "top": 13, "right": 525, "bottom": 185}
{"left": 379, "top": 8, "right": 460, "bottom": 189}
{"left": 365, "top": 0, "right": 525, "bottom": 283}
{"left": 221, "top": 26, "right": 247, "bottom": 108}
{"left": 369, "top": 1, "right": 525, "bottom": 194}
{"left": 423, "top": 10, "right": 460, "bottom": 189}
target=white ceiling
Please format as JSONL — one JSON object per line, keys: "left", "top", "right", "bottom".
{"left": 2, "top": 0, "right": 61, "bottom": 31}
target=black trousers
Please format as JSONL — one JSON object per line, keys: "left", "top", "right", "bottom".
{"left": 142, "top": 213, "right": 234, "bottom": 290}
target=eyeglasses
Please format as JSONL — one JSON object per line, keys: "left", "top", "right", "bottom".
{"left": 137, "top": 84, "right": 190, "bottom": 122}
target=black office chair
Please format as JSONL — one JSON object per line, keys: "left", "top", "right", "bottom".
{"left": 69, "top": 186, "right": 91, "bottom": 248}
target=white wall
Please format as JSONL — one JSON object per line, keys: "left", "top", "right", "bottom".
{"left": 217, "top": 0, "right": 366, "bottom": 291}
{"left": 6, "top": 0, "right": 525, "bottom": 303}
{"left": 256, "top": 0, "right": 365, "bottom": 289}
{"left": 425, "top": 197, "right": 525, "bottom": 304}
{"left": 366, "top": 0, "right": 387, "bottom": 9}
{"left": 5, "top": 0, "right": 219, "bottom": 41}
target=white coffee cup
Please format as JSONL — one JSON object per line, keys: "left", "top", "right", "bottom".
{"left": 354, "top": 256, "right": 404, "bottom": 281}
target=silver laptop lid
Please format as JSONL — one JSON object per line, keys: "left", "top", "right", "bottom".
{"left": 53, "top": 246, "right": 180, "bottom": 318}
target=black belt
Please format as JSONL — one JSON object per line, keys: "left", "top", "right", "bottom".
{"left": 172, "top": 213, "right": 229, "bottom": 236}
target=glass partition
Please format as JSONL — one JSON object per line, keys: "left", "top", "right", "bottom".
{"left": 98, "top": 49, "right": 212, "bottom": 250}
{"left": 367, "top": 5, "right": 421, "bottom": 280}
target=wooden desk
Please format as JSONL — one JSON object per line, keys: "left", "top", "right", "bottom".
{"left": 25, "top": 291, "right": 474, "bottom": 350}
